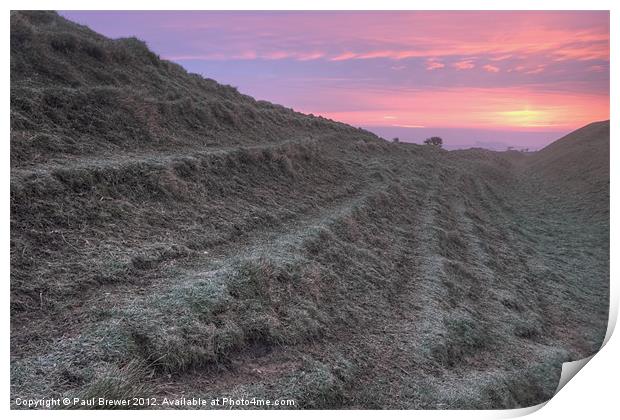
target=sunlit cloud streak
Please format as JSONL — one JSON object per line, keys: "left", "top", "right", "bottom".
{"left": 453, "top": 60, "right": 475, "bottom": 70}
{"left": 483, "top": 65, "right": 500, "bottom": 73}
{"left": 426, "top": 60, "right": 445, "bottom": 70}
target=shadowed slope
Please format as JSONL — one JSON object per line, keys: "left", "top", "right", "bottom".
{"left": 528, "top": 120, "right": 609, "bottom": 218}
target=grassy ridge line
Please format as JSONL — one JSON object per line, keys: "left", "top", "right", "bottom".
{"left": 11, "top": 138, "right": 389, "bottom": 312}
{"left": 10, "top": 83, "right": 356, "bottom": 165}
{"left": 10, "top": 136, "right": 323, "bottom": 175}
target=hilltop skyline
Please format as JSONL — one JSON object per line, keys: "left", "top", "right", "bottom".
{"left": 61, "top": 11, "right": 609, "bottom": 149}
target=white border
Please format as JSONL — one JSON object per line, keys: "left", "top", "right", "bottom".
{"left": 3, "top": 1, "right": 617, "bottom": 419}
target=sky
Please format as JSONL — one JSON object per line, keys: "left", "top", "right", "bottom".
{"left": 60, "top": 11, "right": 610, "bottom": 150}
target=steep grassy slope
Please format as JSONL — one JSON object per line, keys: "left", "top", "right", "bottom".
{"left": 528, "top": 120, "right": 609, "bottom": 220}
{"left": 10, "top": 11, "right": 360, "bottom": 167}
{"left": 10, "top": 11, "right": 609, "bottom": 409}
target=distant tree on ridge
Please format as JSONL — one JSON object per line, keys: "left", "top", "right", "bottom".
{"left": 424, "top": 136, "right": 443, "bottom": 147}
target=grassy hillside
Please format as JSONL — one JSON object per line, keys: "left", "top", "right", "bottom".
{"left": 11, "top": 11, "right": 366, "bottom": 166}
{"left": 10, "top": 11, "right": 609, "bottom": 409}
{"left": 528, "top": 120, "right": 609, "bottom": 219}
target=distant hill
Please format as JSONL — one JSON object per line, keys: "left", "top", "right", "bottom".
{"left": 10, "top": 11, "right": 609, "bottom": 410}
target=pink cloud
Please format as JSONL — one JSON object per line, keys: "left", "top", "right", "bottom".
{"left": 507, "top": 65, "right": 526, "bottom": 73}
{"left": 393, "top": 124, "right": 425, "bottom": 128}
{"left": 483, "top": 64, "right": 500, "bottom": 73}
{"left": 236, "top": 51, "right": 258, "bottom": 60}
{"left": 453, "top": 60, "right": 475, "bottom": 70}
{"left": 426, "top": 60, "right": 445, "bottom": 70}
{"left": 264, "top": 51, "right": 291, "bottom": 60}
{"left": 297, "top": 52, "right": 325, "bottom": 61}
{"left": 330, "top": 52, "right": 357, "bottom": 61}
{"left": 172, "top": 12, "right": 608, "bottom": 63}
{"left": 525, "top": 65, "right": 546, "bottom": 74}
{"left": 85, "top": 11, "right": 609, "bottom": 66}
{"left": 490, "top": 54, "right": 512, "bottom": 61}
{"left": 355, "top": 50, "right": 392, "bottom": 59}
